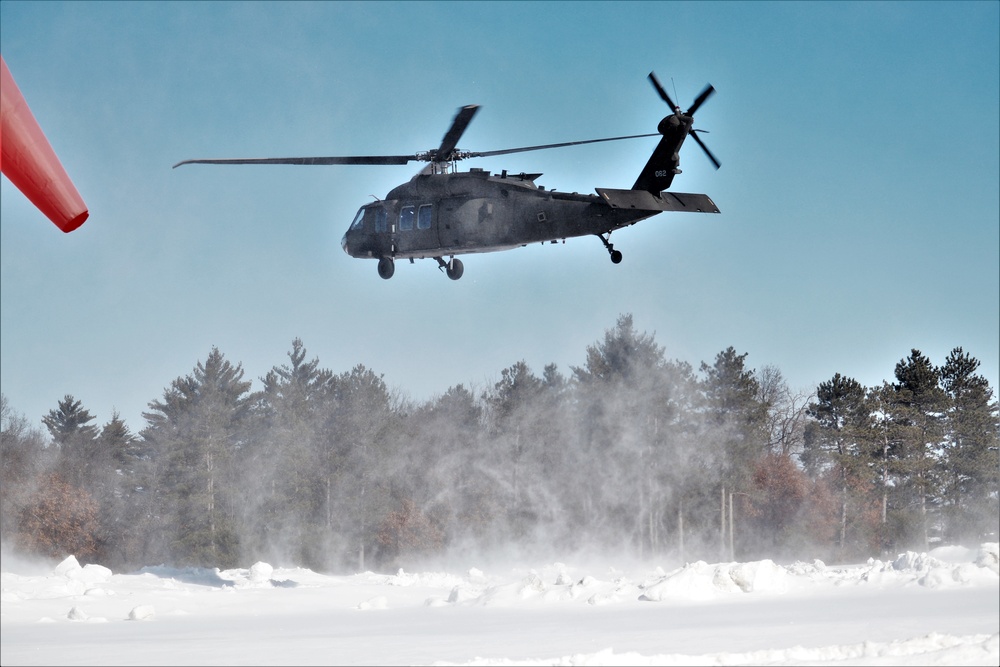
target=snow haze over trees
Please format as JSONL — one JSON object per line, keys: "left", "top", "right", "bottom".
{"left": 1, "top": 314, "right": 997, "bottom": 574}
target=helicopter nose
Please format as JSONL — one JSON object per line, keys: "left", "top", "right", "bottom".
{"left": 341, "top": 232, "right": 350, "bottom": 255}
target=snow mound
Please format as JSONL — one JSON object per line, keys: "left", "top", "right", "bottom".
{"left": 53, "top": 555, "right": 82, "bottom": 577}
{"left": 974, "top": 543, "right": 999, "bottom": 575}
{"left": 357, "top": 596, "right": 388, "bottom": 610}
{"left": 66, "top": 606, "right": 88, "bottom": 621}
{"left": 859, "top": 544, "right": 1000, "bottom": 588}
{"left": 248, "top": 561, "right": 273, "bottom": 583}
{"left": 729, "top": 559, "right": 790, "bottom": 593}
{"left": 54, "top": 555, "right": 112, "bottom": 584}
{"left": 639, "top": 559, "right": 789, "bottom": 602}
{"left": 127, "top": 605, "right": 155, "bottom": 621}
{"left": 66, "top": 606, "right": 107, "bottom": 623}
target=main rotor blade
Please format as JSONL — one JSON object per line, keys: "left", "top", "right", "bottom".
{"left": 687, "top": 84, "right": 715, "bottom": 116}
{"left": 689, "top": 131, "right": 721, "bottom": 170}
{"left": 172, "top": 155, "right": 414, "bottom": 168}
{"left": 648, "top": 71, "right": 678, "bottom": 112}
{"left": 468, "top": 132, "right": 659, "bottom": 159}
{"left": 435, "top": 105, "right": 480, "bottom": 162}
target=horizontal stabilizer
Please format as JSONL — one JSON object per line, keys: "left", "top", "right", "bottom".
{"left": 596, "top": 188, "right": 720, "bottom": 213}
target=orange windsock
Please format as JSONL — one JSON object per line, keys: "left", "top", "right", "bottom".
{"left": 1, "top": 55, "right": 88, "bottom": 232}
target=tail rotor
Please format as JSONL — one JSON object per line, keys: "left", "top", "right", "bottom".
{"left": 648, "top": 71, "right": 720, "bottom": 171}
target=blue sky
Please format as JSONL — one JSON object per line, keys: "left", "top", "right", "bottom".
{"left": 2, "top": 1, "right": 997, "bottom": 431}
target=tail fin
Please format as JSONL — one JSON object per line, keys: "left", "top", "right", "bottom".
{"left": 632, "top": 72, "right": 719, "bottom": 195}
{"left": 632, "top": 135, "right": 682, "bottom": 194}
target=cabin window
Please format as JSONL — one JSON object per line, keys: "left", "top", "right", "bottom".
{"left": 350, "top": 208, "right": 366, "bottom": 230}
{"left": 399, "top": 206, "right": 415, "bottom": 231}
{"left": 417, "top": 204, "right": 433, "bottom": 230}
{"left": 375, "top": 207, "right": 388, "bottom": 232}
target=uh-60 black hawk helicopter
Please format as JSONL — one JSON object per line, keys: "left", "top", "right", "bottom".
{"left": 174, "top": 72, "right": 720, "bottom": 280}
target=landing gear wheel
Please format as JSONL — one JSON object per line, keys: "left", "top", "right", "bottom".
{"left": 436, "top": 256, "right": 465, "bottom": 280}
{"left": 377, "top": 257, "right": 395, "bottom": 280}
{"left": 446, "top": 258, "right": 464, "bottom": 280}
{"left": 596, "top": 233, "right": 623, "bottom": 264}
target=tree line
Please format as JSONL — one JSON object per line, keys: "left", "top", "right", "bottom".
{"left": 1, "top": 314, "right": 996, "bottom": 572}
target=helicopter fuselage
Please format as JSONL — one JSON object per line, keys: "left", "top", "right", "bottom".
{"left": 341, "top": 169, "right": 660, "bottom": 262}
{"left": 175, "top": 71, "right": 720, "bottom": 280}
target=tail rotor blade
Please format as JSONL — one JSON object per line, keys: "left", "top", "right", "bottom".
{"left": 648, "top": 71, "right": 679, "bottom": 112}
{"left": 689, "top": 130, "right": 721, "bottom": 170}
{"left": 687, "top": 84, "right": 715, "bottom": 116}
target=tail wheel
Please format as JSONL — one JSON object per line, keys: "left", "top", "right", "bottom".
{"left": 597, "top": 233, "right": 623, "bottom": 264}
{"left": 377, "top": 257, "right": 395, "bottom": 279}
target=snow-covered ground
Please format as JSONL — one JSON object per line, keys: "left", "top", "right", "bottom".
{"left": 2, "top": 544, "right": 998, "bottom": 666}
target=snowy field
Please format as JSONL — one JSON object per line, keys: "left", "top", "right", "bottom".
{"left": 2, "top": 544, "right": 998, "bottom": 666}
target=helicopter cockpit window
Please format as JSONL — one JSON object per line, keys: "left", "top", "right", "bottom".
{"left": 399, "top": 206, "right": 415, "bottom": 231}
{"left": 350, "top": 208, "right": 365, "bottom": 230}
{"left": 375, "top": 207, "right": 388, "bottom": 232}
{"left": 417, "top": 204, "right": 432, "bottom": 230}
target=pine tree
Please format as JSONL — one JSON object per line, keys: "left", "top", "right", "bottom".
{"left": 804, "top": 374, "right": 876, "bottom": 556}
{"left": 886, "top": 350, "right": 949, "bottom": 550}
{"left": 575, "top": 314, "right": 666, "bottom": 386}
{"left": 700, "top": 347, "right": 768, "bottom": 559}
{"left": 399, "top": 384, "right": 498, "bottom": 557}
{"left": 93, "top": 412, "right": 147, "bottom": 568}
{"left": 482, "top": 360, "right": 554, "bottom": 541}
{"left": 571, "top": 314, "right": 678, "bottom": 554}
{"left": 939, "top": 347, "right": 999, "bottom": 543}
{"left": 569, "top": 314, "right": 708, "bottom": 557}
{"left": 141, "top": 348, "right": 252, "bottom": 567}
{"left": 42, "top": 395, "right": 99, "bottom": 488}
{"left": 320, "top": 364, "right": 398, "bottom": 570}
{"left": 248, "top": 339, "right": 334, "bottom": 567}
{"left": 100, "top": 411, "right": 143, "bottom": 467}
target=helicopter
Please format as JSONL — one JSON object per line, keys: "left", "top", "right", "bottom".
{"left": 173, "top": 72, "right": 720, "bottom": 280}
